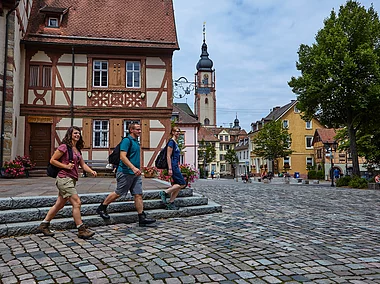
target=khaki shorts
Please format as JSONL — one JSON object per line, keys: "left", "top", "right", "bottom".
{"left": 56, "top": 177, "right": 77, "bottom": 198}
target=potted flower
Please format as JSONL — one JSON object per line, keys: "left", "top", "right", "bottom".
{"left": 14, "top": 155, "right": 35, "bottom": 178}
{"left": 1, "top": 160, "right": 25, "bottom": 178}
{"left": 158, "top": 164, "right": 199, "bottom": 187}
{"left": 142, "top": 166, "right": 158, "bottom": 178}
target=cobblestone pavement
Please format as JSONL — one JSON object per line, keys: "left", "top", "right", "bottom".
{"left": 1, "top": 179, "right": 380, "bottom": 283}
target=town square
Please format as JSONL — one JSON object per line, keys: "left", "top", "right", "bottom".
{"left": 1, "top": 0, "right": 380, "bottom": 283}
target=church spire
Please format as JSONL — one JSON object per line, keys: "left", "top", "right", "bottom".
{"left": 196, "top": 22, "right": 213, "bottom": 71}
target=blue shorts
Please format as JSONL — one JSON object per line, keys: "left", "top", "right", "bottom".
{"left": 172, "top": 166, "right": 186, "bottom": 186}
{"left": 115, "top": 172, "right": 143, "bottom": 196}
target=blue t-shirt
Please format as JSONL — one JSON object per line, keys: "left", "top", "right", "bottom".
{"left": 167, "top": 139, "right": 180, "bottom": 168}
{"left": 118, "top": 135, "right": 140, "bottom": 175}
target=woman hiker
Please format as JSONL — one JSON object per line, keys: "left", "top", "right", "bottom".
{"left": 38, "top": 126, "right": 97, "bottom": 239}
{"left": 159, "top": 126, "right": 187, "bottom": 210}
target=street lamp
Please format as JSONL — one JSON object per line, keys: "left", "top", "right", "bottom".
{"left": 324, "top": 141, "right": 338, "bottom": 187}
{"left": 173, "top": 76, "right": 195, "bottom": 99}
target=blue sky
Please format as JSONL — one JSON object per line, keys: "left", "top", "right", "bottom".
{"left": 172, "top": 0, "right": 378, "bottom": 131}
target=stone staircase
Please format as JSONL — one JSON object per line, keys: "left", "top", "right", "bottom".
{"left": 0, "top": 188, "right": 222, "bottom": 237}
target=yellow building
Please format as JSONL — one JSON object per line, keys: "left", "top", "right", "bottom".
{"left": 249, "top": 100, "right": 325, "bottom": 179}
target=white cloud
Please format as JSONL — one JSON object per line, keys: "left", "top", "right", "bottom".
{"left": 172, "top": 0, "right": 378, "bottom": 131}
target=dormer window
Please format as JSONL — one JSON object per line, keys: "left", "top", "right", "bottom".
{"left": 39, "top": 6, "right": 69, "bottom": 29}
{"left": 48, "top": 17, "right": 59, "bottom": 27}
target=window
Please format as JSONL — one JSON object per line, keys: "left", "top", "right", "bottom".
{"left": 225, "top": 135, "right": 228, "bottom": 141}
{"left": 306, "top": 157, "right": 313, "bottom": 167}
{"left": 306, "top": 136, "right": 313, "bottom": 149}
{"left": 93, "top": 60, "right": 108, "bottom": 87}
{"left": 283, "top": 120, "right": 289, "bottom": 128}
{"left": 126, "top": 61, "right": 140, "bottom": 87}
{"left": 29, "top": 65, "right": 51, "bottom": 87}
{"left": 29, "top": 66, "right": 39, "bottom": 87}
{"left": 48, "top": 17, "right": 59, "bottom": 28}
{"left": 93, "top": 120, "right": 109, "bottom": 148}
{"left": 204, "top": 118, "right": 210, "bottom": 125}
{"left": 317, "top": 149, "right": 322, "bottom": 159}
{"left": 205, "top": 98, "right": 208, "bottom": 104}
{"left": 284, "top": 157, "right": 290, "bottom": 166}
{"left": 306, "top": 121, "right": 312, "bottom": 129}
{"left": 219, "top": 135, "right": 223, "bottom": 141}
{"left": 171, "top": 114, "right": 179, "bottom": 122}
{"left": 42, "top": 66, "right": 51, "bottom": 87}
{"left": 123, "top": 120, "right": 140, "bottom": 137}
{"left": 226, "top": 144, "right": 230, "bottom": 150}
{"left": 294, "top": 106, "right": 300, "bottom": 113}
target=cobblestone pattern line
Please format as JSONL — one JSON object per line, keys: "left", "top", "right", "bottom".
{"left": 1, "top": 179, "right": 380, "bottom": 283}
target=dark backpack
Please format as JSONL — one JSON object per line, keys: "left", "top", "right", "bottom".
{"left": 155, "top": 139, "right": 172, "bottom": 169}
{"left": 47, "top": 146, "right": 73, "bottom": 178}
{"left": 108, "top": 136, "right": 132, "bottom": 166}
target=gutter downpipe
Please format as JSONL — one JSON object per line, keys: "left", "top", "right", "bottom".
{"left": 1, "top": 1, "right": 20, "bottom": 173}
{"left": 70, "top": 46, "right": 75, "bottom": 126}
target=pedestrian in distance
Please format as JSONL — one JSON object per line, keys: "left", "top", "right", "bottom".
{"left": 159, "top": 127, "right": 187, "bottom": 210}
{"left": 96, "top": 123, "right": 156, "bottom": 227}
{"left": 334, "top": 168, "right": 340, "bottom": 179}
{"left": 38, "top": 126, "right": 97, "bottom": 239}
{"left": 375, "top": 174, "right": 380, "bottom": 183}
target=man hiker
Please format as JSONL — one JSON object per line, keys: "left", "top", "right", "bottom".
{"left": 96, "top": 123, "right": 156, "bottom": 227}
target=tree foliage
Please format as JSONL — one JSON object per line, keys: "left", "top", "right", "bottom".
{"left": 198, "top": 139, "right": 216, "bottom": 164}
{"left": 225, "top": 148, "right": 238, "bottom": 177}
{"left": 288, "top": 0, "right": 380, "bottom": 176}
{"left": 252, "top": 120, "right": 293, "bottom": 161}
{"left": 336, "top": 128, "right": 380, "bottom": 169}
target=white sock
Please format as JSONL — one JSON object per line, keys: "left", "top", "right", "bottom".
{"left": 77, "top": 223, "right": 83, "bottom": 229}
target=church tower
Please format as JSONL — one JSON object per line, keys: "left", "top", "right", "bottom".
{"left": 194, "top": 23, "right": 216, "bottom": 127}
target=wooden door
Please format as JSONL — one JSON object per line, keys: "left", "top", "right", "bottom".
{"left": 29, "top": 124, "right": 51, "bottom": 168}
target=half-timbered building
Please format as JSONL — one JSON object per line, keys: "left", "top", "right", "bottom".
{"left": 17, "top": 0, "right": 179, "bottom": 169}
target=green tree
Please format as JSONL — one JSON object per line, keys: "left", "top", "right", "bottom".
{"left": 252, "top": 120, "right": 293, "bottom": 172}
{"left": 198, "top": 139, "right": 216, "bottom": 178}
{"left": 225, "top": 148, "right": 239, "bottom": 178}
{"left": 336, "top": 128, "right": 380, "bottom": 170}
{"left": 288, "top": 0, "right": 380, "bottom": 176}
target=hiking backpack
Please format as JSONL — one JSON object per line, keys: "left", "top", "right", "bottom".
{"left": 47, "top": 146, "right": 73, "bottom": 178}
{"left": 108, "top": 136, "right": 132, "bottom": 167}
{"left": 155, "top": 139, "right": 172, "bottom": 169}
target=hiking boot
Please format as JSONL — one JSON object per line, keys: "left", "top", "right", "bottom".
{"left": 138, "top": 211, "right": 156, "bottom": 227}
{"left": 166, "top": 202, "right": 179, "bottom": 210}
{"left": 77, "top": 224, "right": 95, "bottom": 239}
{"left": 159, "top": 191, "right": 169, "bottom": 204}
{"left": 96, "top": 204, "right": 110, "bottom": 220}
{"left": 38, "top": 222, "right": 55, "bottom": 237}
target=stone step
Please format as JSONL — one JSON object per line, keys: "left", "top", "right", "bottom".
{"left": 0, "top": 201, "right": 222, "bottom": 237}
{"left": 0, "top": 189, "right": 194, "bottom": 210}
{"left": 0, "top": 195, "right": 208, "bottom": 224}
{"left": 0, "top": 188, "right": 222, "bottom": 237}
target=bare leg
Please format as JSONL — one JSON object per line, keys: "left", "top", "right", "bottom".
{"left": 134, "top": 194, "right": 143, "bottom": 214}
{"left": 102, "top": 192, "right": 120, "bottom": 205}
{"left": 44, "top": 195, "right": 67, "bottom": 222}
{"left": 68, "top": 194, "right": 83, "bottom": 226}
{"left": 166, "top": 184, "right": 186, "bottom": 203}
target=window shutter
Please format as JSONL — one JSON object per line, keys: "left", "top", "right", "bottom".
{"left": 82, "top": 119, "right": 92, "bottom": 148}
{"left": 108, "top": 60, "right": 125, "bottom": 88}
{"left": 141, "top": 119, "right": 150, "bottom": 149}
{"left": 111, "top": 119, "right": 123, "bottom": 148}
